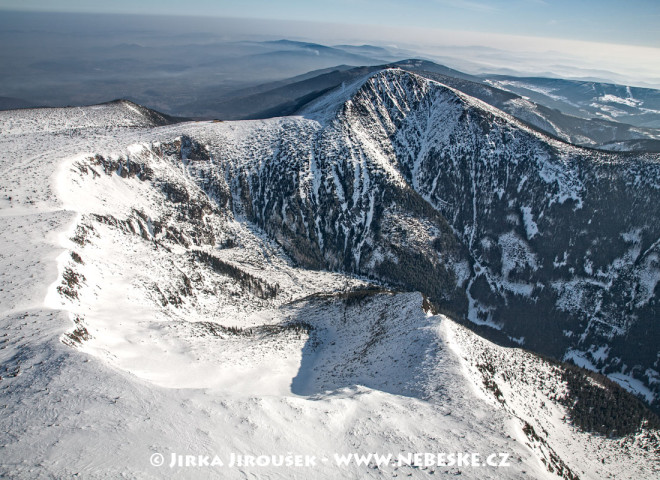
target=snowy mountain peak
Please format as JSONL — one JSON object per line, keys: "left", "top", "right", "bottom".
{"left": 227, "top": 69, "right": 660, "bottom": 413}
{"left": 302, "top": 68, "right": 457, "bottom": 125}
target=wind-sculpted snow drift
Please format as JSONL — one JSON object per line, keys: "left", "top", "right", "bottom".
{"left": 1, "top": 70, "right": 659, "bottom": 479}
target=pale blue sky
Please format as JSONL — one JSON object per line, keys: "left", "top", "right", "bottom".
{"left": 1, "top": 0, "right": 658, "bottom": 47}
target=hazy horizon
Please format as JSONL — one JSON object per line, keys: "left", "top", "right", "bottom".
{"left": 1, "top": 7, "right": 658, "bottom": 89}
{"left": 1, "top": 8, "right": 659, "bottom": 123}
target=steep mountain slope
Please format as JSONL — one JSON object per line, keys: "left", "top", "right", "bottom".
{"left": 315, "top": 70, "right": 660, "bottom": 409}
{"left": 1, "top": 75, "right": 659, "bottom": 479}
{"left": 349, "top": 71, "right": 660, "bottom": 409}
{"left": 169, "top": 68, "right": 660, "bottom": 409}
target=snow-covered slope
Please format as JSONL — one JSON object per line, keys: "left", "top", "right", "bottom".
{"left": 484, "top": 76, "right": 660, "bottom": 129}
{"left": 1, "top": 73, "right": 658, "bottom": 479}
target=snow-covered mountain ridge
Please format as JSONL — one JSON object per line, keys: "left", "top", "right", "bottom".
{"left": 0, "top": 70, "right": 658, "bottom": 478}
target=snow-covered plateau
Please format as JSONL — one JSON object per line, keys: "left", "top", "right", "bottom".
{"left": 0, "top": 71, "right": 658, "bottom": 478}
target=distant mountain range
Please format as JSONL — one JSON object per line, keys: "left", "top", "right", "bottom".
{"left": 2, "top": 28, "right": 659, "bottom": 153}
{"left": 483, "top": 75, "right": 660, "bottom": 129}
